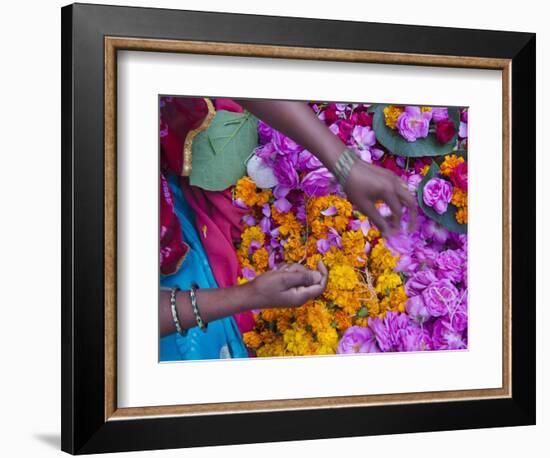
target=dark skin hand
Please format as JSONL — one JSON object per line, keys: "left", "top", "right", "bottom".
{"left": 238, "top": 100, "right": 417, "bottom": 235}
{"left": 160, "top": 262, "right": 328, "bottom": 337}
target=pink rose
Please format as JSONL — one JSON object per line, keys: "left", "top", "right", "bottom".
{"left": 422, "top": 279, "right": 459, "bottom": 317}
{"left": 423, "top": 178, "right": 452, "bottom": 214}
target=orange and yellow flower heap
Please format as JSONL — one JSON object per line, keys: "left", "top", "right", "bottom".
{"left": 234, "top": 177, "right": 408, "bottom": 357}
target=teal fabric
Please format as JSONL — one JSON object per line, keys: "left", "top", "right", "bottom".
{"left": 160, "top": 175, "right": 248, "bottom": 361}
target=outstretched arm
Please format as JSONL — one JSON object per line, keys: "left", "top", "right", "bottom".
{"left": 160, "top": 262, "right": 327, "bottom": 337}
{"left": 238, "top": 100, "right": 416, "bottom": 234}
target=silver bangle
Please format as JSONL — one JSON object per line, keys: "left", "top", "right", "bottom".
{"left": 170, "top": 286, "right": 187, "bottom": 337}
{"left": 333, "top": 148, "right": 357, "bottom": 188}
{"left": 189, "top": 282, "right": 208, "bottom": 332}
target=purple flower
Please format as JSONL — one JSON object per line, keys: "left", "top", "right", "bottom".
{"left": 258, "top": 120, "right": 274, "bottom": 143}
{"left": 405, "top": 269, "right": 438, "bottom": 296}
{"left": 405, "top": 295, "right": 431, "bottom": 324}
{"left": 432, "top": 318, "right": 467, "bottom": 350}
{"left": 422, "top": 279, "right": 459, "bottom": 317}
{"left": 316, "top": 239, "right": 330, "bottom": 255}
{"left": 423, "top": 178, "right": 452, "bottom": 214}
{"left": 421, "top": 218, "right": 449, "bottom": 244}
{"left": 431, "top": 107, "right": 449, "bottom": 123}
{"left": 297, "top": 150, "right": 323, "bottom": 171}
{"left": 397, "top": 326, "right": 432, "bottom": 352}
{"left": 459, "top": 121, "right": 468, "bottom": 138}
{"left": 337, "top": 326, "right": 380, "bottom": 354}
{"left": 321, "top": 205, "right": 338, "bottom": 217}
{"left": 435, "top": 249, "right": 465, "bottom": 283}
{"left": 369, "top": 311, "right": 410, "bottom": 352}
{"left": 241, "top": 266, "right": 257, "bottom": 280}
{"left": 272, "top": 131, "right": 303, "bottom": 157}
{"left": 352, "top": 125, "right": 376, "bottom": 150}
{"left": 396, "top": 106, "right": 432, "bottom": 142}
{"left": 301, "top": 167, "right": 338, "bottom": 197}
{"left": 371, "top": 147, "right": 385, "bottom": 161}
{"left": 274, "top": 197, "right": 292, "bottom": 213}
{"left": 242, "top": 215, "right": 256, "bottom": 226}
{"left": 259, "top": 216, "right": 272, "bottom": 233}
{"left": 272, "top": 156, "right": 299, "bottom": 189}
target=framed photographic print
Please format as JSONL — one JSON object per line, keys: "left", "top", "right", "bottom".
{"left": 61, "top": 3, "right": 536, "bottom": 454}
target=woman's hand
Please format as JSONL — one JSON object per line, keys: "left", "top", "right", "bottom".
{"left": 344, "top": 160, "right": 417, "bottom": 236}
{"left": 249, "top": 262, "right": 328, "bottom": 309}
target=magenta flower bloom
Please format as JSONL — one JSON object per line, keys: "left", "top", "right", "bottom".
{"left": 396, "top": 106, "right": 432, "bottom": 142}
{"left": 431, "top": 107, "right": 449, "bottom": 123}
{"left": 423, "top": 178, "right": 452, "bottom": 214}
{"left": 241, "top": 266, "right": 257, "bottom": 280}
{"left": 397, "top": 326, "right": 432, "bottom": 352}
{"left": 274, "top": 197, "right": 292, "bottom": 213}
{"left": 405, "top": 269, "right": 438, "bottom": 296}
{"left": 432, "top": 318, "right": 467, "bottom": 350}
{"left": 297, "top": 149, "right": 323, "bottom": 171}
{"left": 272, "top": 156, "right": 299, "bottom": 189}
{"left": 435, "top": 249, "right": 465, "bottom": 283}
{"left": 369, "top": 311, "right": 410, "bottom": 352}
{"left": 257, "top": 120, "right": 274, "bottom": 144}
{"left": 301, "top": 167, "right": 338, "bottom": 197}
{"left": 405, "top": 295, "right": 430, "bottom": 324}
{"left": 337, "top": 326, "right": 380, "bottom": 354}
{"left": 422, "top": 279, "right": 459, "bottom": 317}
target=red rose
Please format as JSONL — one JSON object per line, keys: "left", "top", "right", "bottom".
{"left": 323, "top": 107, "right": 338, "bottom": 125}
{"left": 450, "top": 161, "right": 468, "bottom": 191}
{"left": 381, "top": 155, "right": 403, "bottom": 176}
{"left": 435, "top": 119, "right": 456, "bottom": 144}
{"left": 352, "top": 111, "right": 373, "bottom": 127}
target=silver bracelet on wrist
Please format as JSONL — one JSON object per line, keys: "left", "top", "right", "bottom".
{"left": 333, "top": 148, "right": 357, "bottom": 188}
{"left": 170, "top": 286, "right": 187, "bottom": 337}
{"left": 189, "top": 282, "right": 208, "bottom": 332}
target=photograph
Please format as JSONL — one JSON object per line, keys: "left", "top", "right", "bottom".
{"left": 159, "top": 96, "right": 469, "bottom": 361}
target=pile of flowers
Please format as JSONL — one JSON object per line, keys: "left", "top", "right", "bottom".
{"left": 232, "top": 102, "right": 468, "bottom": 357}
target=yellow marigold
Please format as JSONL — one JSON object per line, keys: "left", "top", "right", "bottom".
{"left": 334, "top": 310, "right": 352, "bottom": 331}
{"left": 421, "top": 106, "right": 432, "bottom": 112}
{"left": 355, "top": 316, "right": 369, "bottom": 327}
{"left": 284, "top": 327, "right": 314, "bottom": 356}
{"left": 307, "top": 195, "right": 352, "bottom": 236}
{"left": 243, "top": 331, "right": 262, "bottom": 349}
{"left": 342, "top": 230, "right": 367, "bottom": 266}
{"left": 420, "top": 164, "right": 430, "bottom": 176}
{"left": 306, "top": 301, "right": 333, "bottom": 334}
{"left": 283, "top": 235, "right": 305, "bottom": 263}
{"left": 306, "top": 253, "right": 323, "bottom": 270}
{"left": 383, "top": 105, "right": 403, "bottom": 130}
{"left": 315, "top": 327, "right": 339, "bottom": 354}
{"left": 256, "top": 190, "right": 271, "bottom": 207}
{"left": 328, "top": 264, "right": 359, "bottom": 291}
{"left": 456, "top": 206, "right": 468, "bottom": 224}
{"left": 451, "top": 187, "right": 468, "bottom": 208}
{"left": 369, "top": 240, "right": 398, "bottom": 277}
{"left": 387, "top": 285, "right": 408, "bottom": 313}
{"left": 256, "top": 338, "right": 285, "bottom": 358}
{"left": 322, "top": 246, "right": 348, "bottom": 268}
{"left": 251, "top": 247, "right": 269, "bottom": 272}
{"left": 234, "top": 177, "right": 258, "bottom": 207}
{"left": 440, "top": 154, "right": 465, "bottom": 177}
{"left": 375, "top": 272, "right": 402, "bottom": 295}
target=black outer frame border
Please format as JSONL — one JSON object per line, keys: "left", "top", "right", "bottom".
{"left": 61, "top": 3, "right": 536, "bottom": 455}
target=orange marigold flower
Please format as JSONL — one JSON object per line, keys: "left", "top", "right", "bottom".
{"left": 451, "top": 187, "right": 468, "bottom": 208}
{"left": 456, "top": 206, "right": 468, "bottom": 224}
{"left": 243, "top": 331, "right": 262, "bottom": 349}
{"left": 420, "top": 164, "right": 430, "bottom": 176}
{"left": 440, "top": 154, "right": 465, "bottom": 177}
{"left": 383, "top": 105, "right": 403, "bottom": 130}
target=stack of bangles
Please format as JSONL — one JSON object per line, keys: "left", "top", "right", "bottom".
{"left": 333, "top": 148, "right": 358, "bottom": 188}
{"left": 170, "top": 283, "right": 208, "bottom": 337}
